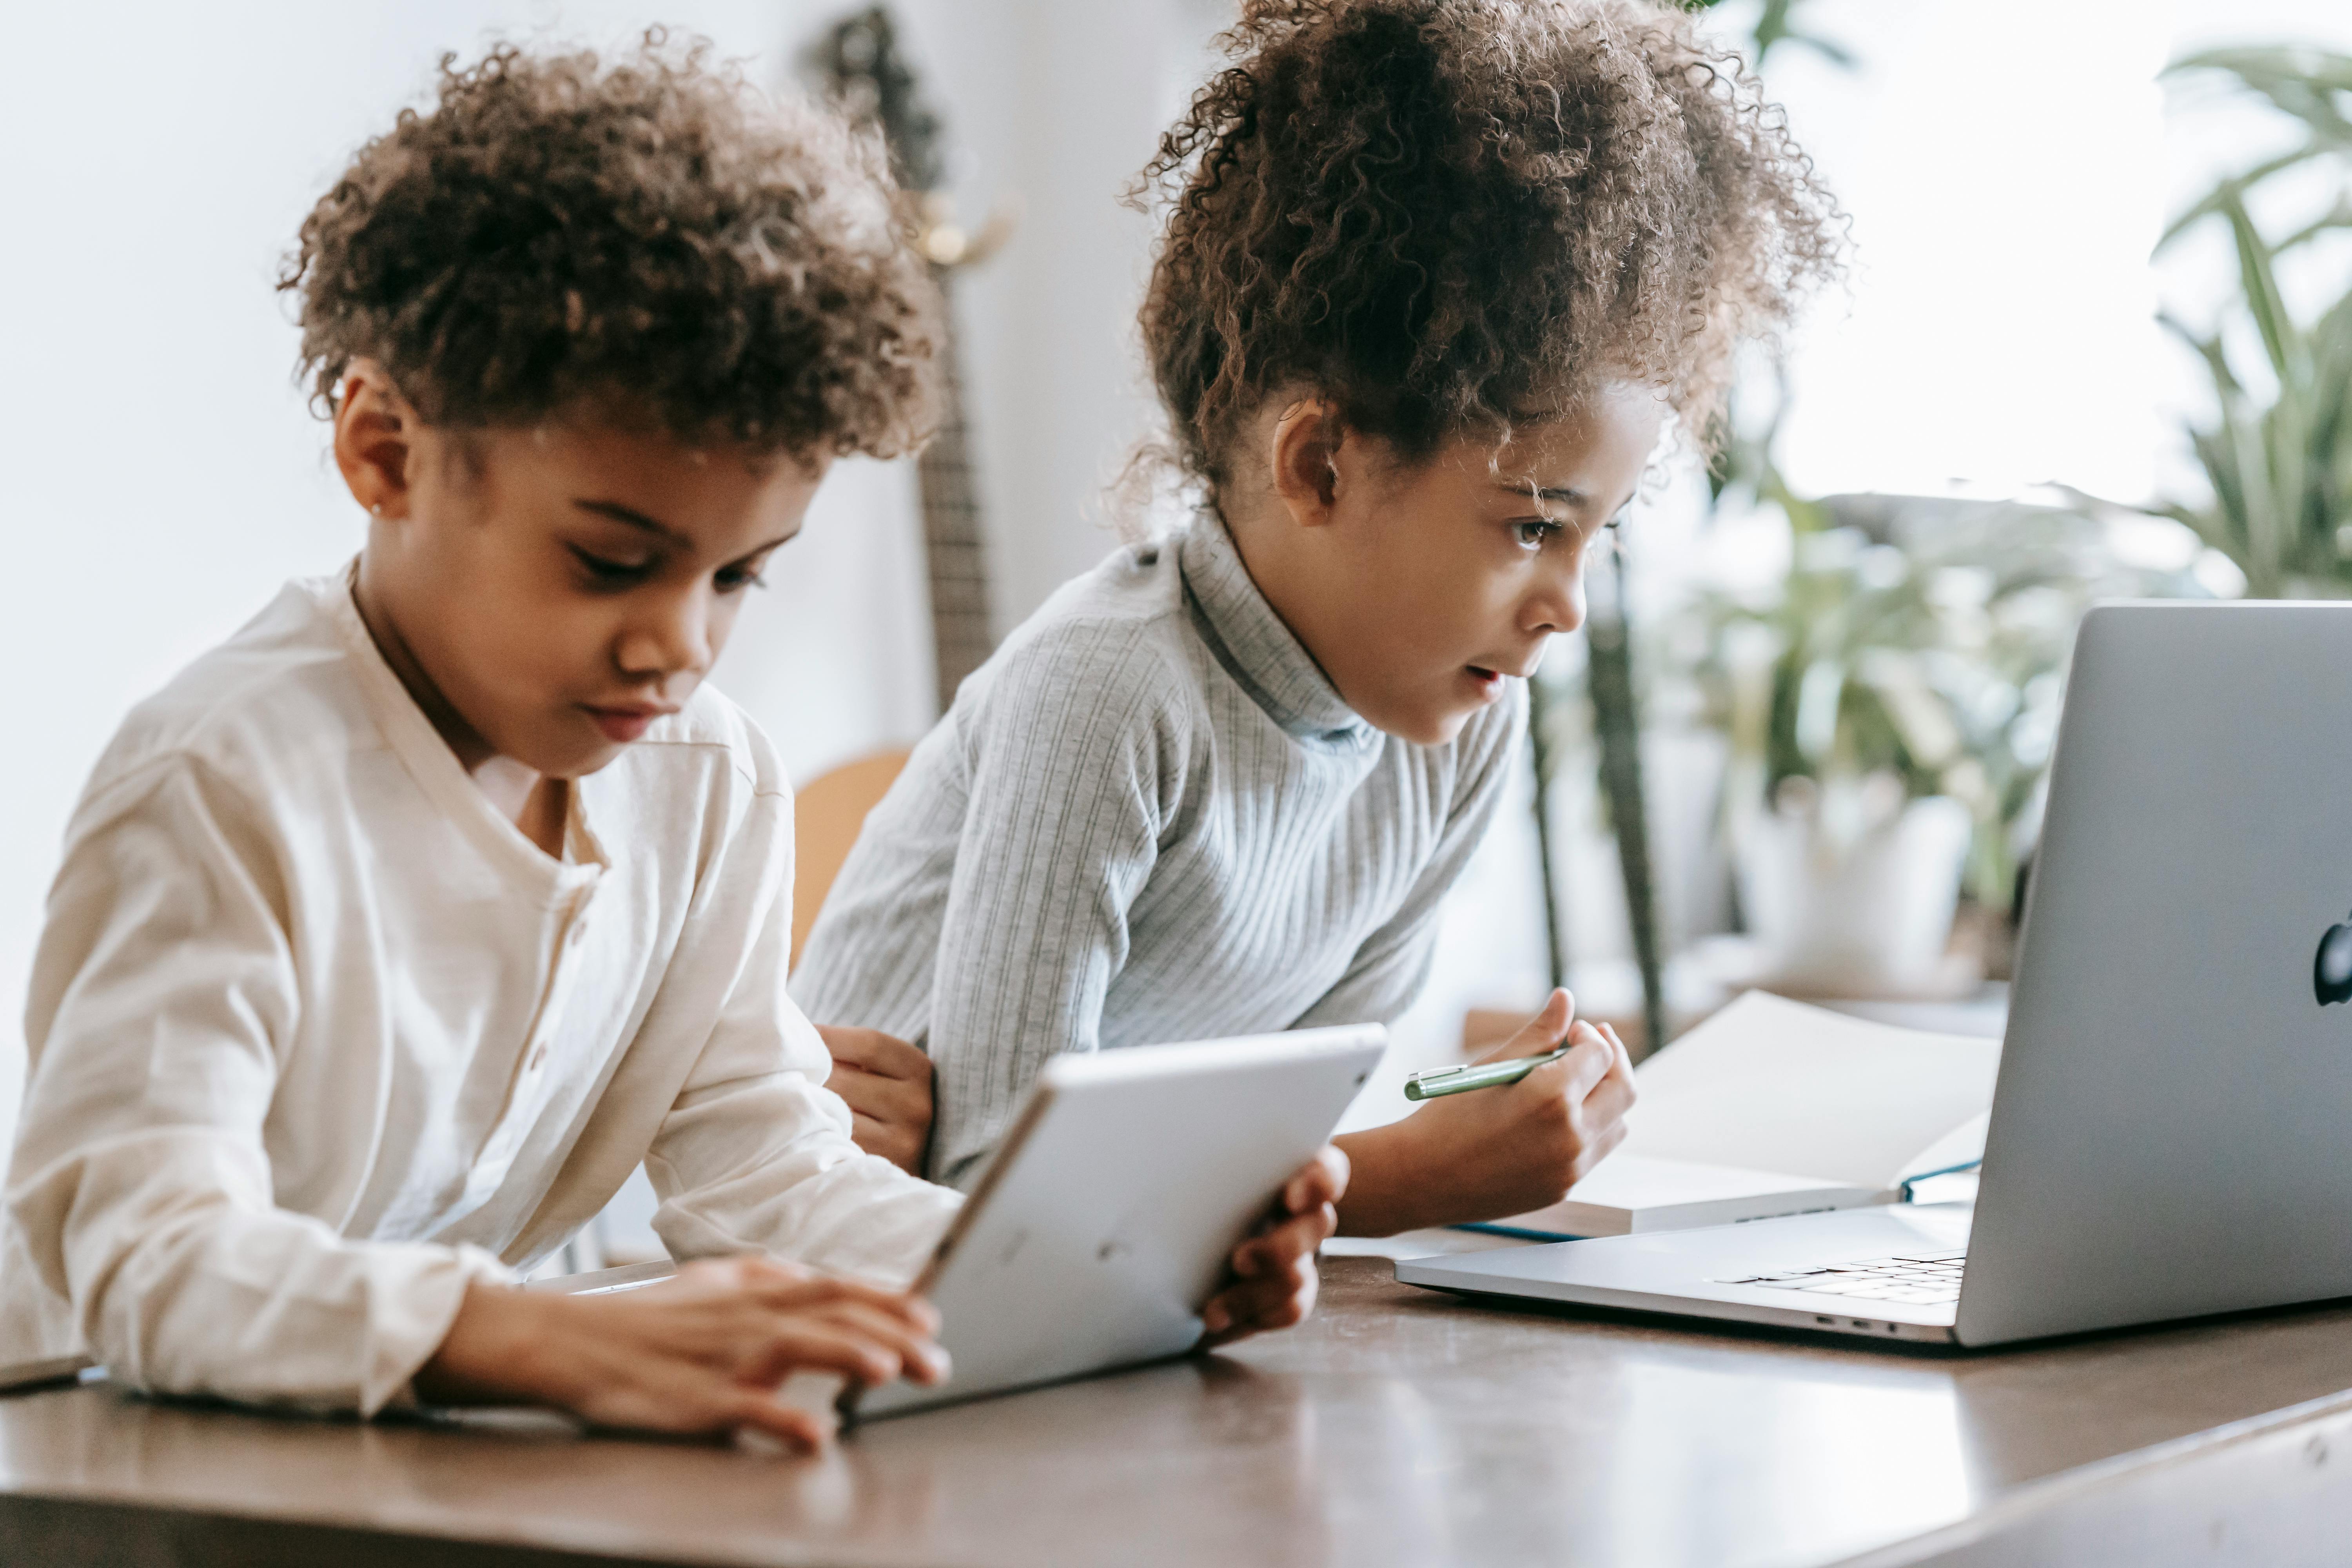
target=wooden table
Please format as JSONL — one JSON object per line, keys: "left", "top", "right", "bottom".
{"left": 4, "top": 1256, "right": 2350, "bottom": 1567}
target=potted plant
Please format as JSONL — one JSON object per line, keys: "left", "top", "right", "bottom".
{"left": 2156, "top": 46, "right": 2352, "bottom": 599}
{"left": 1679, "top": 488, "right": 2223, "bottom": 997}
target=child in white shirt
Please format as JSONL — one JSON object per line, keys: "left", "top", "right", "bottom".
{"left": 3, "top": 37, "right": 1341, "bottom": 1445}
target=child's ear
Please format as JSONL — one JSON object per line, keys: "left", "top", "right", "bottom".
{"left": 1267, "top": 397, "right": 1347, "bottom": 528}
{"left": 332, "top": 360, "right": 419, "bottom": 522}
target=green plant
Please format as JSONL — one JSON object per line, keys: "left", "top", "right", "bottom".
{"left": 1682, "top": 0, "right": 1853, "bottom": 68}
{"left": 2157, "top": 47, "right": 2352, "bottom": 598}
{"left": 1682, "top": 494, "right": 2220, "bottom": 910}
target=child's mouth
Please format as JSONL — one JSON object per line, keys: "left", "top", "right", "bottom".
{"left": 1465, "top": 666, "right": 1504, "bottom": 699}
{"left": 581, "top": 704, "right": 671, "bottom": 743}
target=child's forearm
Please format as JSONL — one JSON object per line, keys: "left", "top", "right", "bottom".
{"left": 1330, "top": 1122, "right": 1439, "bottom": 1236}
{"left": 414, "top": 1284, "right": 567, "bottom": 1407}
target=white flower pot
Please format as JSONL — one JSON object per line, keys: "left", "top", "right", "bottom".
{"left": 1737, "top": 790, "right": 1974, "bottom": 998}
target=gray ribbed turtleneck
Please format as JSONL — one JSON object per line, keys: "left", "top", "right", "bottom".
{"left": 791, "top": 519, "right": 1526, "bottom": 1188}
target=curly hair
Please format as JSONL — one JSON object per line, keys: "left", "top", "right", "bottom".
{"left": 1136, "top": 0, "right": 1843, "bottom": 487}
{"left": 280, "top": 34, "right": 941, "bottom": 459}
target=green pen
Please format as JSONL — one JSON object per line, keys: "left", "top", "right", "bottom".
{"left": 1403, "top": 1043, "right": 1575, "bottom": 1100}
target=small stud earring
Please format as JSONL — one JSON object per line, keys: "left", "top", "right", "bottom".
{"left": 369, "top": 503, "right": 384, "bottom": 517}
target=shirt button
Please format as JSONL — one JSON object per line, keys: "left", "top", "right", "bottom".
{"left": 566, "top": 923, "right": 586, "bottom": 947}
{"left": 529, "top": 1045, "right": 548, "bottom": 1070}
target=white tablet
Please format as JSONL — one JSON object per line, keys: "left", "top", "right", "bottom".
{"left": 849, "top": 1024, "right": 1386, "bottom": 1420}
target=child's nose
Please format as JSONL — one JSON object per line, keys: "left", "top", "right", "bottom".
{"left": 617, "top": 591, "right": 713, "bottom": 679}
{"left": 1527, "top": 570, "right": 1586, "bottom": 637}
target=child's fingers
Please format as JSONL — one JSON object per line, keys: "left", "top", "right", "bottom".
{"left": 1281, "top": 1145, "right": 1350, "bottom": 1214}
{"left": 736, "top": 1322, "right": 911, "bottom": 1390}
{"left": 1278, "top": 1201, "right": 1340, "bottom": 1260}
{"left": 1200, "top": 1279, "right": 1266, "bottom": 1342}
{"left": 1583, "top": 1067, "right": 1636, "bottom": 1131}
{"left": 832, "top": 1067, "right": 930, "bottom": 1127}
{"left": 1202, "top": 1285, "right": 1305, "bottom": 1343}
{"left": 1597, "top": 1021, "right": 1636, "bottom": 1086}
{"left": 724, "top": 1390, "right": 836, "bottom": 1451}
{"left": 818, "top": 1025, "right": 931, "bottom": 1082}
{"left": 1535, "top": 1023, "right": 1616, "bottom": 1101}
{"left": 748, "top": 1273, "right": 941, "bottom": 1332}
{"left": 1475, "top": 989, "right": 1576, "bottom": 1064}
{"left": 1231, "top": 1201, "right": 1337, "bottom": 1282}
{"left": 1584, "top": 1022, "right": 1638, "bottom": 1116}
{"left": 1202, "top": 1260, "right": 1319, "bottom": 1345}
{"left": 1251, "top": 1275, "right": 1318, "bottom": 1333}
{"left": 800, "top": 1299, "right": 952, "bottom": 1385}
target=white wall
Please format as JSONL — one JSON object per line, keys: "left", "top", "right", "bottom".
{"left": 1746, "top": 0, "right": 2352, "bottom": 508}
{"left": 1756, "top": 0, "right": 2173, "bottom": 503}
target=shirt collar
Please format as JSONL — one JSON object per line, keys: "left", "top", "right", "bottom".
{"left": 319, "top": 561, "right": 606, "bottom": 902}
{"left": 1177, "top": 517, "right": 1370, "bottom": 744}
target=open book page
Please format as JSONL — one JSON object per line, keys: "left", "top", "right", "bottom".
{"left": 1899, "top": 1110, "right": 1991, "bottom": 1184}
{"left": 1617, "top": 991, "right": 2002, "bottom": 1193}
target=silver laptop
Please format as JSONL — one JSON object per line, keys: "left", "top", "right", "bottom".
{"left": 1401, "top": 602, "right": 2352, "bottom": 1347}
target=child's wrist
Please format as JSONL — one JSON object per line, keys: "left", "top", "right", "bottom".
{"left": 417, "top": 1284, "right": 568, "bottom": 1408}
{"left": 1332, "top": 1121, "right": 1439, "bottom": 1237}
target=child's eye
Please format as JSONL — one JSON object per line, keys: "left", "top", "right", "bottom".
{"left": 569, "top": 546, "right": 653, "bottom": 585}
{"left": 1514, "top": 518, "right": 1566, "bottom": 550}
{"left": 714, "top": 563, "right": 771, "bottom": 594}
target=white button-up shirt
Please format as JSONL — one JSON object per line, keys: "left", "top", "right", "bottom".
{"left": 3, "top": 570, "right": 959, "bottom": 1413}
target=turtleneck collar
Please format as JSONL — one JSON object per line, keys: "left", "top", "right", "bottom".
{"left": 1176, "top": 516, "right": 1372, "bottom": 746}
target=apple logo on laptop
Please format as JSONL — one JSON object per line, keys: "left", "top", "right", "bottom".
{"left": 2316, "top": 914, "right": 2352, "bottom": 1005}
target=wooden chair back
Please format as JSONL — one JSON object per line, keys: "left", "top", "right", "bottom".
{"left": 790, "top": 749, "right": 911, "bottom": 971}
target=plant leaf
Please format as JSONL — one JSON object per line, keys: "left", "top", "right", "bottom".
{"left": 2218, "top": 185, "right": 2310, "bottom": 391}
{"left": 2165, "top": 45, "right": 2352, "bottom": 126}
{"left": 2272, "top": 192, "right": 2352, "bottom": 256}
{"left": 2159, "top": 145, "right": 2331, "bottom": 252}
{"left": 2160, "top": 310, "right": 2243, "bottom": 397}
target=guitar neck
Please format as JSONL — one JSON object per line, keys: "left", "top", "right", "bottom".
{"left": 915, "top": 319, "right": 994, "bottom": 711}
{"left": 809, "top": 12, "right": 997, "bottom": 713}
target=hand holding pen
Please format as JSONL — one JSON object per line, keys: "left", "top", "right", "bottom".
{"left": 1407, "top": 992, "right": 1633, "bottom": 1101}
{"left": 1337, "top": 991, "right": 1635, "bottom": 1233}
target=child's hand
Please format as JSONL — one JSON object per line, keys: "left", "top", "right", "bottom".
{"left": 817, "top": 1024, "right": 936, "bottom": 1176}
{"left": 1332, "top": 990, "right": 1634, "bottom": 1235}
{"left": 1198, "top": 1145, "right": 1348, "bottom": 1348}
{"left": 416, "top": 1256, "right": 948, "bottom": 1449}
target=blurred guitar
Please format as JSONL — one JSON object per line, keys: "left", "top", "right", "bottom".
{"left": 813, "top": 7, "right": 1012, "bottom": 713}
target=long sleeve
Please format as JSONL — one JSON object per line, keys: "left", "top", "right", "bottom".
{"left": 920, "top": 624, "right": 1179, "bottom": 1189}
{"left": 646, "top": 787, "right": 961, "bottom": 1288}
{"left": 7, "top": 757, "right": 508, "bottom": 1415}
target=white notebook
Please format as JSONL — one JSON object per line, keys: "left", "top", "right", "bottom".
{"left": 1467, "top": 991, "right": 2000, "bottom": 1240}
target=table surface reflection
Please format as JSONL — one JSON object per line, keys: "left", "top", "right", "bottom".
{"left": 5, "top": 1256, "right": 2352, "bottom": 1568}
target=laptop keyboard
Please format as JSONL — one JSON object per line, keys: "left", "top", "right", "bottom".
{"left": 1717, "top": 1251, "right": 1966, "bottom": 1305}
